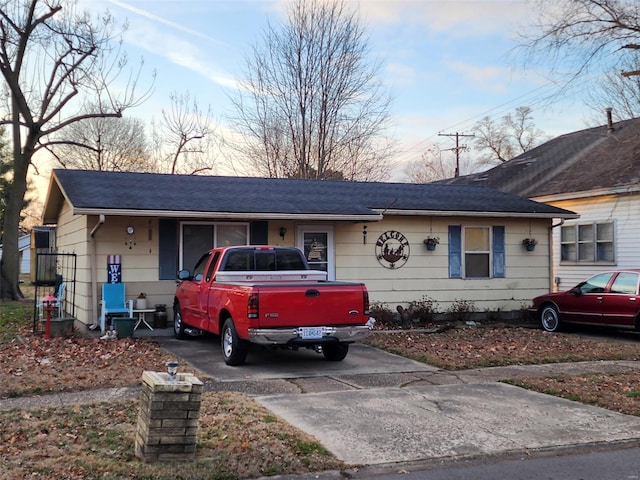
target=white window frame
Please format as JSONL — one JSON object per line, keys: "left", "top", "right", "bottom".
{"left": 462, "top": 226, "right": 491, "bottom": 278}
{"left": 560, "top": 221, "right": 615, "bottom": 264}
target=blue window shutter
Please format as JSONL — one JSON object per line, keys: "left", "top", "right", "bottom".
{"left": 448, "top": 225, "right": 462, "bottom": 278}
{"left": 159, "top": 219, "right": 178, "bottom": 280}
{"left": 493, "top": 226, "right": 505, "bottom": 278}
{"left": 250, "top": 221, "right": 269, "bottom": 245}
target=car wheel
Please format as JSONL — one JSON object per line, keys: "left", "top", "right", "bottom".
{"left": 540, "top": 305, "right": 561, "bottom": 332}
{"left": 173, "top": 304, "right": 187, "bottom": 340}
{"left": 221, "top": 317, "right": 249, "bottom": 366}
{"left": 322, "top": 342, "right": 349, "bottom": 361}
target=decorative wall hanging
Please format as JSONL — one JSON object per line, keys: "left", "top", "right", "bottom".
{"left": 375, "top": 230, "right": 410, "bottom": 269}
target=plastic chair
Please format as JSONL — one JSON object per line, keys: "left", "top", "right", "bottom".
{"left": 99, "top": 283, "right": 133, "bottom": 333}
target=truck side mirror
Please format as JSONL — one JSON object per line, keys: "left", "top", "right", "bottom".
{"left": 177, "top": 269, "right": 192, "bottom": 281}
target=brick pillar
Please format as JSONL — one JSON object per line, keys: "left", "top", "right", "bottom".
{"left": 135, "top": 371, "right": 203, "bottom": 462}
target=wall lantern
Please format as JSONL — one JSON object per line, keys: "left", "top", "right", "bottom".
{"left": 279, "top": 227, "right": 287, "bottom": 240}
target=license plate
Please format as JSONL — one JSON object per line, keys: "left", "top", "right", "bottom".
{"left": 301, "top": 327, "right": 323, "bottom": 339}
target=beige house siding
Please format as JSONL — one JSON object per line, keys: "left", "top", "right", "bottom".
{"left": 547, "top": 192, "right": 640, "bottom": 291}
{"left": 52, "top": 200, "right": 552, "bottom": 326}
{"left": 334, "top": 216, "right": 550, "bottom": 312}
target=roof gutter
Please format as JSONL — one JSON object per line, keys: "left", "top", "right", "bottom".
{"left": 376, "top": 209, "right": 579, "bottom": 220}
{"left": 533, "top": 184, "right": 640, "bottom": 203}
{"left": 73, "top": 208, "right": 383, "bottom": 222}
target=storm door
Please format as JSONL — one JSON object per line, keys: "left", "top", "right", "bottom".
{"left": 296, "top": 225, "right": 335, "bottom": 280}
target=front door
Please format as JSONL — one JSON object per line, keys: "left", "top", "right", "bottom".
{"left": 296, "top": 225, "right": 335, "bottom": 280}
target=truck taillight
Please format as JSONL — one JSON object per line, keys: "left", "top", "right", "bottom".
{"left": 248, "top": 293, "right": 259, "bottom": 319}
{"left": 363, "top": 290, "right": 370, "bottom": 316}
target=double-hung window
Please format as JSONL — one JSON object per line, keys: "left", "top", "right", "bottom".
{"left": 561, "top": 222, "right": 614, "bottom": 263}
{"left": 448, "top": 225, "right": 505, "bottom": 279}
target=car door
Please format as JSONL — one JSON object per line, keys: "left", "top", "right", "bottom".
{"left": 600, "top": 272, "right": 640, "bottom": 326}
{"left": 561, "top": 272, "right": 614, "bottom": 324}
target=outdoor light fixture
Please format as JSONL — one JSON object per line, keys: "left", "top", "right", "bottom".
{"left": 279, "top": 227, "right": 287, "bottom": 240}
{"left": 166, "top": 361, "right": 179, "bottom": 382}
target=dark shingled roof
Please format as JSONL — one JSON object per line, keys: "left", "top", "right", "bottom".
{"left": 45, "top": 169, "right": 576, "bottom": 222}
{"left": 437, "top": 117, "right": 640, "bottom": 198}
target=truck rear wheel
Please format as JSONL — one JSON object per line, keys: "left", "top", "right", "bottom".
{"left": 221, "top": 317, "right": 249, "bottom": 366}
{"left": 322, "top": 342, "right": 349, "bottom": 361}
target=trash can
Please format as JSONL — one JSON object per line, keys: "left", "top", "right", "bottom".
{"left": 113, "top": 317, "right": 136, "bottom": 338}
{"left": 154, "top": 304, "right": 168, "bottom": 329}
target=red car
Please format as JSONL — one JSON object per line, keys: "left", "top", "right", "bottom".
{"left": 530, "top": 270, "right": 640, "bottom": 332}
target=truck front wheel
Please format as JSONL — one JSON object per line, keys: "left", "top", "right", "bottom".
{"left": 322, "top": 342, "right": 349, "bottom": 361}
{"left": 221, "top": 318, "right": 249, "bottom": 366}
{"left": 173, "top": 304, "right": 187, "bottom": 340}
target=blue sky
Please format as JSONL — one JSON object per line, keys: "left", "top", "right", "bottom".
{"left": 73, "top": 0, "right": 605, "bottom": 179}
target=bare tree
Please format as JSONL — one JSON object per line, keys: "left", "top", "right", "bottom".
{"left": 519, "top": 0, "right": 640, "bottom": 87}
{"left": 472, "top": 107, "right": 546, "bottom": 166}
{"left": 227, "top": 0, "right": 394, "bottom": 181}
{"left": 404, "top": 142, "right": 478, "bottom": 183}
{"left": 0, "top": 0, "right": 151, "bottom": 299}
{"left": 50, "top": 109, "right": 151, "bottom": 172}
{"left": 405, "top": 145, "right": 451, "bottom": 183}
{"left": 587, "top": 53, "right": 640, "bottom": 119}
{"left": 152, "top": 91, "right": 216, "bottom": 175}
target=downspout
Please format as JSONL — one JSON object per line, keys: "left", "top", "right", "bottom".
{"left": 90, "top": 215, "right": 105, "bottom": 325}
{"left": 549, "top": 218, "right": 565, "bottom": 292}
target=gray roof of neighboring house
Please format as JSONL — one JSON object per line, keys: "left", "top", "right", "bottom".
{"left": 42, "top": 169, "right": 577, "bottom": 224}
{"left": 437, "top": 116, "right": 640, "bottom": 198}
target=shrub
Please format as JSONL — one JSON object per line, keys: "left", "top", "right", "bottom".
{"left": 406, "top": 295, "right": 438, "bottom": 327}
{"left": 446, "top": 299, "right": 476, "bottom": 323}
{"left": 369, "top": 302, "right": 395, "bottom": 329}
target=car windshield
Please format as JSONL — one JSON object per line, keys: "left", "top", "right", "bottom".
{"left": 577, "top": 272, "right": 613, "bottom": 294}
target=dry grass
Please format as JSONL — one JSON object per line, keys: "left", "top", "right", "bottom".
{"left": 0, "top": 393, "right": 342, "bottom": 480}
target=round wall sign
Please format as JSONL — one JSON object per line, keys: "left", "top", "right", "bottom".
{"left": 375, "top": 230, "right": 410, "bottom": 269}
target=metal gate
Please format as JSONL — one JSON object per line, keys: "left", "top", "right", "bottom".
{"left": 32, "top": 252, "right": 77, "bottom": 333}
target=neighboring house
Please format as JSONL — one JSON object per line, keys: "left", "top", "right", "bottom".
{"left": 438, "top": 114, "right": 640, "bottom": 292}
{"left": 0, "top": 234, "right": 31, "bottom": 275}
{"left": 41, "top": 169, "right": 576, "bottom": 327}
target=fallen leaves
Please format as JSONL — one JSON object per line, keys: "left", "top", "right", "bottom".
{"left": 365, "top": 326, "right": 640, "bottom": 370}
{"left": 0, "top": 335, "right": 191, "bottom": 398}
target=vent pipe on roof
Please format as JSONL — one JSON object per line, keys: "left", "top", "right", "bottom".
{"left": 605, "top": 107, "right": 614, "bottom": 133}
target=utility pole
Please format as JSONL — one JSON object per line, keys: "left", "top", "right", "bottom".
{"left": 438, "top": 132, "right": 474, "bottom": 177}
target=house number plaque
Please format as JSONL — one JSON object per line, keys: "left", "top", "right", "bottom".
{"left": 375, "top": 230, "right": 410, "bottom": 269}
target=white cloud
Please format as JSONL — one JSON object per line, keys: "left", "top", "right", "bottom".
{"left": 358, "top": 0, "right": 529, "bottom": 36}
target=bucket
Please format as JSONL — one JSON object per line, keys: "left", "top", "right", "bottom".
{"left": 154, "top": 304, "right": 168, "bottom": 328}
{"left": 113, "top": 317, "right": 135, "bottom": 338}
{"left": 154, "top": 311, "right": 168, "bottom": 329}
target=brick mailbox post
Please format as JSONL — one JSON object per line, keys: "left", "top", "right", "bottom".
{"left": 135, "top": 370, "right": 203, "bottom": 462}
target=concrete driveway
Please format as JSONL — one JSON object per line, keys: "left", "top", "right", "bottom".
{"left": 158, "top": 334, "right": 640, "bottom": 467}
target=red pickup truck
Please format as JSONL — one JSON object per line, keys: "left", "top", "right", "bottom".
{"left": 173, "top": 246, "right": 373, "bottom": 365}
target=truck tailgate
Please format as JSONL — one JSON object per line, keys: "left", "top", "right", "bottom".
{"left": 253, "top": 282, "right": 367, "bottom": 328}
